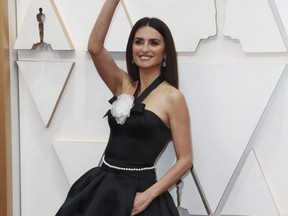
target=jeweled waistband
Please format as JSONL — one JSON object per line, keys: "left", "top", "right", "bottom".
{"left": 102, "top": 156, "right": 155, "bottom": 172}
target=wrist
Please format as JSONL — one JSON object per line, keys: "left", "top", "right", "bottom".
{"left": 145, "top": 188, "right": 158, "bottom": 201}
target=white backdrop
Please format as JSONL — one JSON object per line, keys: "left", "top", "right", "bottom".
{"left": 9, "top": 0, "right": 288, "bottom": 216}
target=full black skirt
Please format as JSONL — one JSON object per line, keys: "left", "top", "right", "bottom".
{"left": 55, "top": 165, "right": 179, "bottom": 216}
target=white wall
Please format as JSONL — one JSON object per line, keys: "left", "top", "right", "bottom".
{"left": 10, "top": 0, "right": 288, "bottom": 216}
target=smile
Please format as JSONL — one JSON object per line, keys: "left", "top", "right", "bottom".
{"left": 139, "top": 55, "right": 153, "bottom": 61}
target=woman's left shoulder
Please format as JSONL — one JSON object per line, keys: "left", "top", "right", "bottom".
{"left": 162, "top": 84, "right": 190, "bottom": 124}
{"left": 159, "top": 83, "right": 188, "bottom": 117}
{"left": 162, "top": 83, "right": 186, "bottom": 104}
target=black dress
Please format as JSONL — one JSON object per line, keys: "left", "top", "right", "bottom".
{"left": 55, "top": 76, "right": 179, "bottom": 216}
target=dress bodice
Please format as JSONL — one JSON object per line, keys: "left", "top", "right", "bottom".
{"left": 104, "top": 75, "right": 172, "bottom": 167}
{"left": 105, "top": 106, "right": 171, "bottom": 166}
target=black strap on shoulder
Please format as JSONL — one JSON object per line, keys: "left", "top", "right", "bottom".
{"left": 134, "top": 75, "right": 164, "bottom": 104}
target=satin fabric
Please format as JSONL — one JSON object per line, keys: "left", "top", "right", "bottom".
{"left": 56, "top": 164, "right": 179, "bottom": 216}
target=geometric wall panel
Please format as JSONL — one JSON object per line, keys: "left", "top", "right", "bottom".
{"left": 222, "top": 151, "right": 280, "bottom": 216}
{"left": 179, "top": 171, "right": 209, "bottom": 216}
{"left": 51, "top": 0, "right": 131, "bottom": 51}
{"left": 274, "top": 0, "right": 288, "bottom": 44}
{"left": 224, "top": 0, "right": 287, "bottom": 52}
{"left": 17, "top": 61, "right": 75, "bottom": 127}
{"left": 14, "top": 0, "right": 74, "bottom": 50}
{"left": 252, "top": 66, "right": 288, "bottom": 216}
{"left": 124, "top": 0, "right": 217, "bottom": 52}
{"left": 52, "top": 141, "right": 107, "bottom": 185}
{"left": 179, "top": 64, "right": 285, "bottom": 212}
{"left": 157, "top": 142, "right": 209, "bottom": 215}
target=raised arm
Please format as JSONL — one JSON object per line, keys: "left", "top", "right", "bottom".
{"left": 87, "top": 0, "right": 128, "bottom": 95}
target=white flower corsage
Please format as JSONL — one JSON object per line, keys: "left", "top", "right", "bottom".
{"left": 111, "top": 94, "right": 134, "bottom": 125}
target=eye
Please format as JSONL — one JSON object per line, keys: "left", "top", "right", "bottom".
{"left": 150, "top": 39, "right": 160, "bottom": 46}
{"left": 134, "top": 38, "right": 143, "bottom": 45}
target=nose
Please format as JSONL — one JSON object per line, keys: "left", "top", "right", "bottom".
{"left": 142, "top": 42, "right": 149, "bottom": 52}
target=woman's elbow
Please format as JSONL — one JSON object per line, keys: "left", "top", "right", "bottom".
{"left": 87, "top": 45, "right": 97, "bottom": 56}
{"left": 87, "top": 41, "right": 102, "bottom": 57}
{"left": 179, "top": 156, "right": 193, "bottom": 172}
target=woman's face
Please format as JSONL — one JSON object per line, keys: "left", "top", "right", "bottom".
{"left": 132, "top": 26, "right": 166, "bottom": 72}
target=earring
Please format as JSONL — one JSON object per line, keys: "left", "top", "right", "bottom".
{"left": 132, "top": 59, "right": 134, "bottom": 64}
{"left": 163, "top": 59, "right": 166, "bottom": 67}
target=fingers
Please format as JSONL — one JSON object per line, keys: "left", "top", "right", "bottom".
{"left": 131, "top": 192, "right": 152, "bottom": 216}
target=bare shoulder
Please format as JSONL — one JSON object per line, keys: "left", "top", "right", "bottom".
{"left": 161, "top": 84, "right": 189, "bottom": 117}
{"left": 145, "top": 82, "right": 188, "bottom": 128}
{"left": 162, "top": 84, "right": 186, "bottom": 106}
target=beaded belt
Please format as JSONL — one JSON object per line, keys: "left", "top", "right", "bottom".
{"left": 102, "top": 156, "right": 155, "bottom": 171}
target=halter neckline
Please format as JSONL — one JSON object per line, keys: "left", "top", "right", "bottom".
{"left": 133, "top": 75, "right": 164, "bottom": 104}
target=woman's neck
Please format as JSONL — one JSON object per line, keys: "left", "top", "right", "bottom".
{"left": 138, "top": 71, "right": 161, "bottom": 93}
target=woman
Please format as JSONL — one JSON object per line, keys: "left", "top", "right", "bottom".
{"left": 56, "top": 0, "right": 192, "bottom": 215}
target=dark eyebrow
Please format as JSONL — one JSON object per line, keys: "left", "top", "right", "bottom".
{"left": 134, "top": 37, "right": 161, "bottom": 42}
{"left": 149, "top": 38, "right": 161, "bottom": 42}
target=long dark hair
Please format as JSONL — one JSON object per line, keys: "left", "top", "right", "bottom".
{"left": 126, "top": 17, "right": 178, "bottom": 89}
